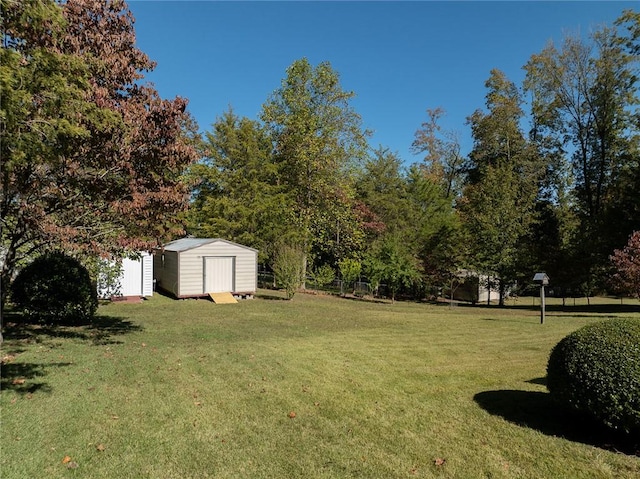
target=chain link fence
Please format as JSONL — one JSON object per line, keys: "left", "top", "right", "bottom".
{"left": 258, "top": 270, "right": 389, "bottom": 298}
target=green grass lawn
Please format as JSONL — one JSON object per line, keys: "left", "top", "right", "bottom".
{"left": 1, "top": 291, "right": 639, "bottom": 478}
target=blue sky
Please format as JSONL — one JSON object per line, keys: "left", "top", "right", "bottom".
{"left": 128, "top": 1, "right": 635, "bottom": 164}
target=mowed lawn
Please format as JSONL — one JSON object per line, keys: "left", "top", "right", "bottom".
{"left": 1, "top": 292, "right": 639, "bottom": 478}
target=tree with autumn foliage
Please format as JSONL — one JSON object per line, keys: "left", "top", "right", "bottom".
{"left": 411, "top": 107, "right": 465, "bottom": 199}
{"left": 1, "top": 0, "right": 199, "bottom": 309}
{"left": 610, "top": 231, "right": 640, "bottom": 299}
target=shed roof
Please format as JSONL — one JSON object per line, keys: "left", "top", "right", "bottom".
{"left": 162, "top": 238, "right": 258, "bottom": 253}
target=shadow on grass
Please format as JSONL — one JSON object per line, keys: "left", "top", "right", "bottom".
{"left": 1, "top": 312, "right": 143, "bottom": 396}
{"left": 256, "top": 292, "right": 289, "bottom": 301}
{"left": 443, "top": 300, "right": 640, "bottom": 315}
{"left": 474, "top": 389, "right": 639, "bottom": 456}
{"left": 2, "top": 311, "right": 143, "bottom": 347}
{"left": 526, "top": 377, "right": 547, "bottom": 386}
{"left": 340, "top": 294, "right": 391, "bottom": 305}
{"left": 0, "top": 361, "right": 70, "bottom": 395}
{"left": 479, "top": 317, "right": 540, "bottom": 324}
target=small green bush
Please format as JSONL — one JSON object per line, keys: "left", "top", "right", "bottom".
{"left": 272, "top": 245, "right": 304, "bottom": 300}
{"left": 338, "top": 257, "right": 361, "bottom": 295}
{"left": 10, "top": 252, "right": 98, "bottom": 324}
{"left": 309, "top": 264, "right": 335, "bottom": 288}
{"left": 547, "top": 318, "right": 640, "bottom": 434}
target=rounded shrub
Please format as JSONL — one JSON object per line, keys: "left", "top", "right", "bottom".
{"left": 10, "top": 252, "right": 98, "bottom": 324}
{"left": 547, "top": 318, "right": 640, "bottom": 434}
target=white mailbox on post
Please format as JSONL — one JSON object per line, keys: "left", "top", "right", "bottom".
{"left": 533, "top": 273, "right": 550, "bottom": 324}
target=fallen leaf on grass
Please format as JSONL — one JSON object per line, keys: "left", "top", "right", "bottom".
{"left": 12, "top": 378, "right": 26, "bottom": 385}
{"left": 434, "top": 458, "right": 446, "bottom": 466}
{"left": 1, "top": 354, "right": 16, "bottom": 364}
{"left": 96, "top": 444, "right": 106, "bottom": 452}
{"left": 288, "top": 411, "right": 296, "bottom": 419}
{"left": 62, "top": 456, "right": 72, "bottom": 464}
{"left": 194, "top": 401, "right": 202, "bottom": 407}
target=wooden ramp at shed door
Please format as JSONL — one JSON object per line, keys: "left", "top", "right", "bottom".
{"left": 209, "top": 292, "right": 238, "bottom": 304}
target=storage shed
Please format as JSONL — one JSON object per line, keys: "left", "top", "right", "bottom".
{"left": 97, "top": 252, "right": 154, "bottom": 300}
{"left": 154, "top": 238, "right": 257, "bottom": 299}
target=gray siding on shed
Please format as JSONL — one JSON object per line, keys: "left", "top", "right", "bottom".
{"left": 154, "top": 249, "right": 180, "bottom": 297}
{"left": 154, "top": 239, "right": 257, "bottom": 298}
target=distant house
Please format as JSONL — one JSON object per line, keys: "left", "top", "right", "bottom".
{"left": 450, "top": 270, "right": 494, "bottom": 304}
{"left": 97, "top": 252, "right": 154, "bottom": 300}
{"left": 154, "top": 238, "right": 257, "bottom": 299}
{"left": 450, "top": 270, "right": 517, "bottom": 304}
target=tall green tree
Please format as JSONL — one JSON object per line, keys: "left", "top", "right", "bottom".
{"left": 356, "top": 147, "right": 460, "bottom": 296}
{"left": 1, "top": 0, "right": 199, "bottom": 309}
{"left": 461, "top": 69, "right": 541, "bottom": 304}
{"left": 308, "top": 191, "right": 368, "bottom": 268}
{"left": 260, "top": 58, "right": 369, "bottom": 283}
{"left": 411, "top": 107, "right": 465, "bottom": 198}
{"left": 355, "top": 147, "right": 409, "bottom": 237}
{"left": 524, "top": 19, "right": 639, "bottom": 289}
{"left": 404, "top": 165, "right": 461, "bottom": 293}
{"left": 186, "top": 108, "right": 288, "bottom": 262}
{"left": 615, "top": 9, "right": 640, "bottom": 56}
{"left": 368, "top": 233, "right": 420, "bottom": 303}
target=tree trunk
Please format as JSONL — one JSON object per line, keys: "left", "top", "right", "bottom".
{"left": 301, "top": 249, "right": 307, "bottom": 290}
{"left": 1, "top": 251, "right": 17, "bottom": 315}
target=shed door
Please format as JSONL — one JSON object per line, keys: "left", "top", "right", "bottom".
{"left": 204, "top": 257, "right": 235, "bottom": 293}
{"left": 121, "top": 257, "right": 142, "bottom": 296}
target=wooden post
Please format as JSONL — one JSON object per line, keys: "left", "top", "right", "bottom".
{"left": 533, "top": 273, "right": 549, "bottom": 325}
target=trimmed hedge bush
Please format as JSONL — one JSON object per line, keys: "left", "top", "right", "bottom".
{"left": 10, "top": 252, "right": 98, "bottom": 324}
{"left": 547, "top": 318, "right": 640, "bottom": 434}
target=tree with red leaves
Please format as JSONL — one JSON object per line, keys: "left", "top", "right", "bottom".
{"left": 1, "top": 0, "right": 199, "bottom": 309}
{"left": 610, "top": 231, "right": 640, "bottom": 299}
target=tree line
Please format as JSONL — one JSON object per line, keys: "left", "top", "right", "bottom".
{"left": 1, "top": 1, "right": 639, "bottom": 309}
{"left": 187, "top": 11, "right": 640, "bottom": 302}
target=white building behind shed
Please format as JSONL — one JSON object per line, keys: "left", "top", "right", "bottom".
{"left": 97, "top": 252, "right": 154, "bottom": 300}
